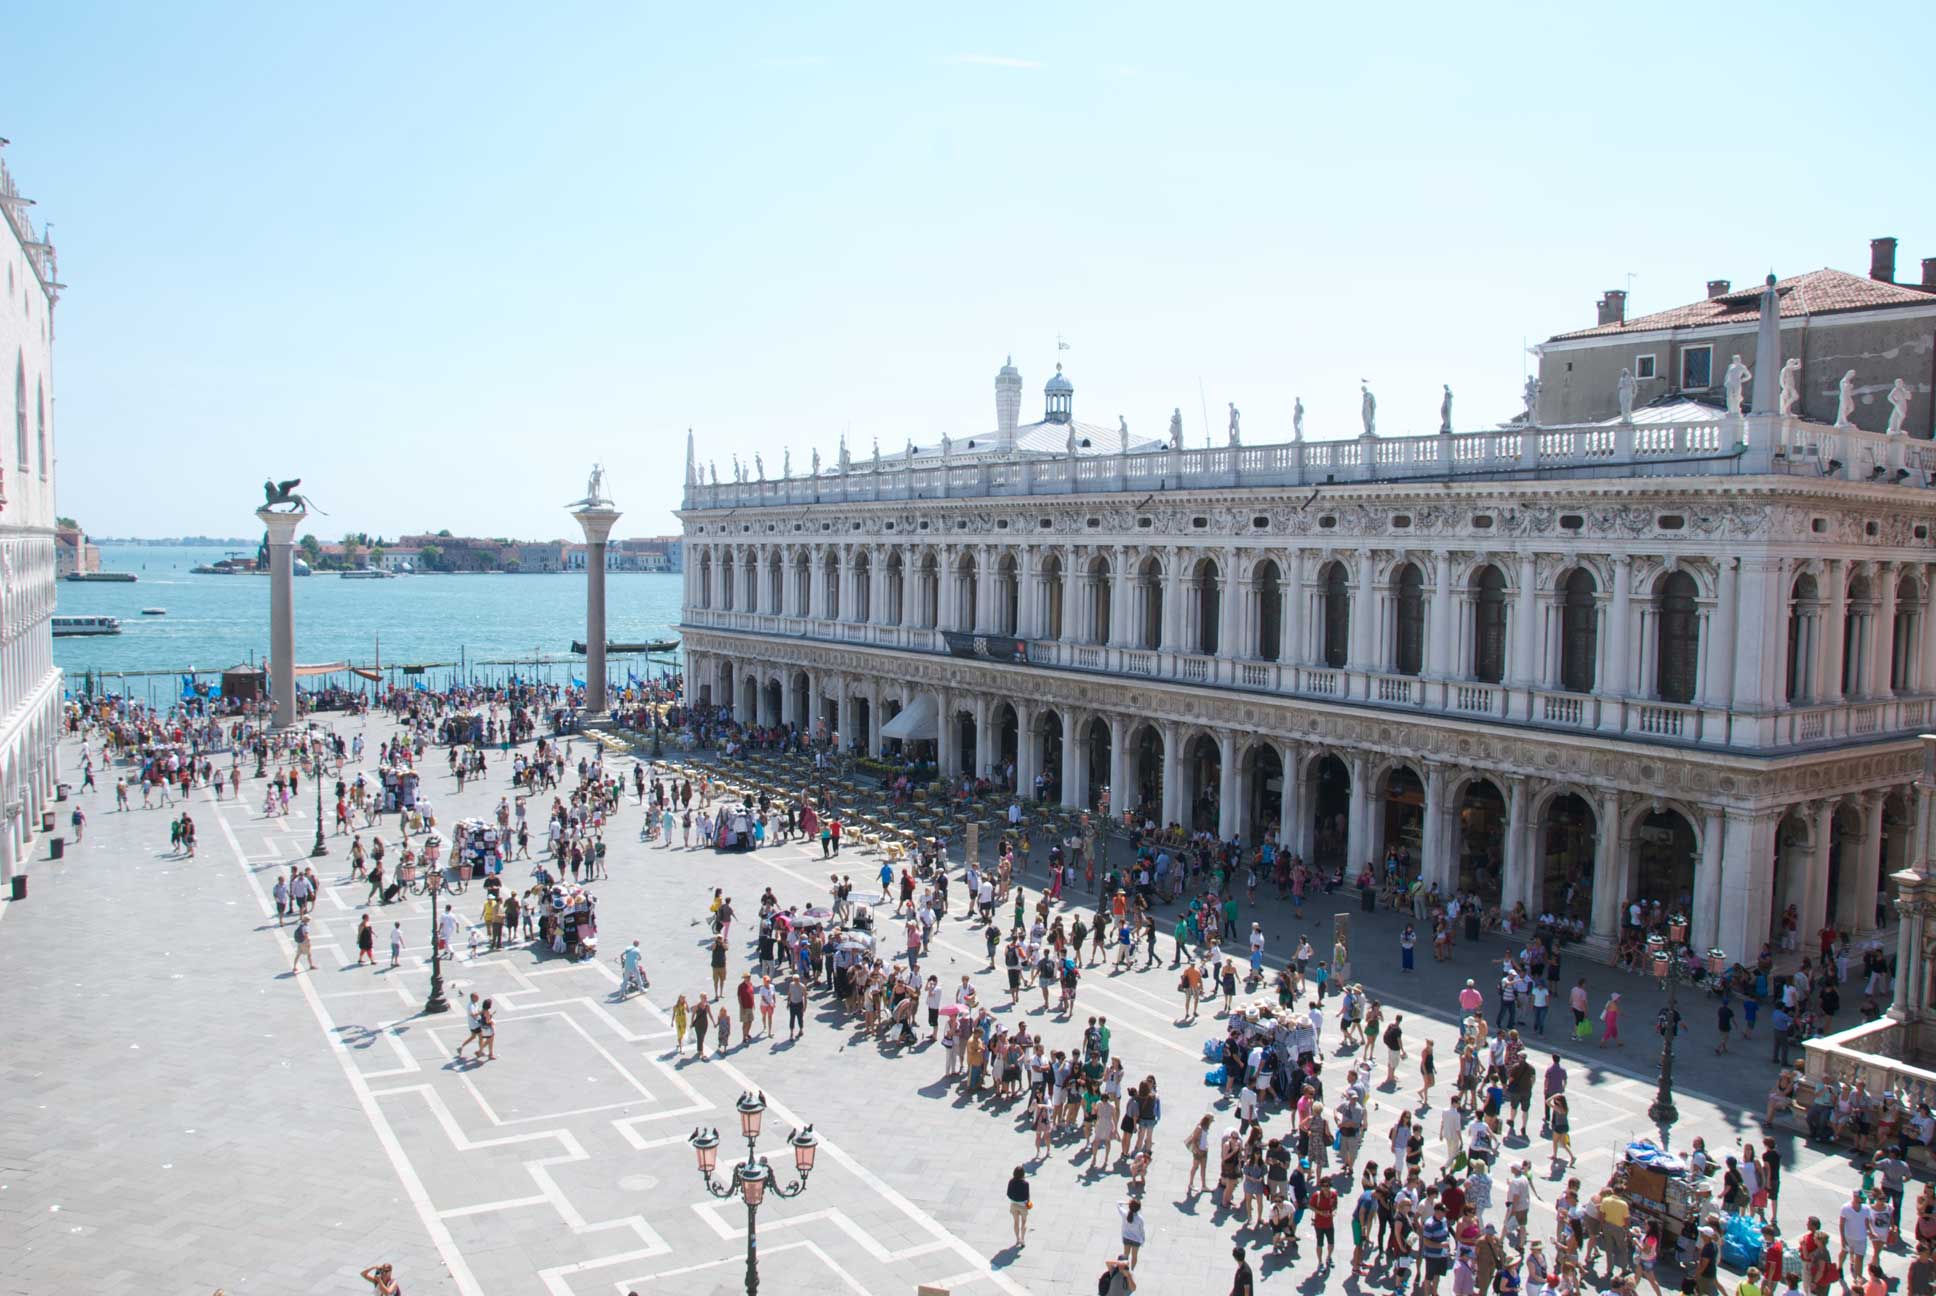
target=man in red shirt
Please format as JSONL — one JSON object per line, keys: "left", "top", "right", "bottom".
{"left": 1310, "top": 1180, "right": 1339, "bottom": 1269}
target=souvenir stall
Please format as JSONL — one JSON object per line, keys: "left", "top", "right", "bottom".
{"left": 537, "top": 883, "right": 598, "bottom": 960}
{"left": 1607, "top": 1140, "right": 1712, "bottom": 1261}
{"left": 450, "top": 818, "right": 504, "bottom": 880}
{"left": 379, "top": 764, "right": 422, "bottom": 813}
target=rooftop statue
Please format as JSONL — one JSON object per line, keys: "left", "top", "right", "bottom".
{"left": 1293, "top": 397, "right": 1304, "bottom": 441}
{"left": 1228, "top": 402, "right": 1242, "bottom": 447}
{"left": 1617, "top": 368, "right": 1636, "bottom": 422}
{"left": 1723, "top": 354, "right": 1751, "bottom": 417}
{"left": 261, "top": 477, "right": 306, "bottom": 512}
{"left": 1118, "top": 416, "right": 1129, "bottom": 452}
{"left": 1888, "top": 378, "right": 1913, "bottom": 435}
{"left": 1168, "top": 408, "right": 1184, "bottom": 450}
{"left": 1522, "top": 376, "right": 1540, "bottom": 426}
{"left": 1778, "top": 359, "right": 1801, "bottom": 418}
{"left": 1835, "top": 370, "right": 1859, "bottom": 429}
{"left": 1439, "top": 385, "right": 1453, "bottom": 434}
{"left": 1360, "top": 382, "right": 1376, "bottom": 437}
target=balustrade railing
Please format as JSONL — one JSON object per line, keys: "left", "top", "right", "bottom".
{"left": 682, "top": 413, "right": 1918, "bottom": 510}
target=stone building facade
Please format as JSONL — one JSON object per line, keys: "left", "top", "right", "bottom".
{"left": 0, "top": 147, "right": 68, "bottom": 889}
{"left": 1537, "top": 239, "right": 1936, "bottom": 433}
{"left": 679, "top": 349, "right": 1936, "bottom": 969}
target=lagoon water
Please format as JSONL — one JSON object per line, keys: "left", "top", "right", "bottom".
{"left": 56, "top": 544, "right": 685, "bottom": 688}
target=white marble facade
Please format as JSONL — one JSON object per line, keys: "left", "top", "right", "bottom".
{"left": 0, "top": 151, "right": 66, "bottom": 888}
{"left": 679, "top": 362, "right": 1936, "bottom": 968}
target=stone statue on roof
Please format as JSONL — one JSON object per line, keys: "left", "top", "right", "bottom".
{"left": 1723, "top": 354, "right": 1751, "bottom": 417}
{"left": 1522, "top": 376, "right": 1540, "bottom": 426}
{"left": 1778, "top": 358, "right": 1801, "bottom": 418}
{"left": 1888, "top": 378, "right": 1913, "bottom": 435}
{"left": 940, "top": 432, "right": 952, "bottom": 461}
{"left": 1617, "top": 368, "right": 1637, "bottom": 422}
{"left": 1118, "top": 416, "right": 1129, "bottom": 452}
{"left": 782, "top": 448, "right": 791, "bottom": 478}
{"left": 732, "top": 454, "right": 742, "bottom": 483}
{"left": 1228, "top": 402, "right": 1242, "bottom": 447}
{"left": 1439, "top": 385, "right": 1453, "bottom": 434}
{"left": 837, "top": 433, "right": 850, "bottom": 474}
{"left": 1066, "top": 422, "right": 1078, "bottom": 456}
{"left": 872, "top": 437, "right": 880, "bottom": 471}
{"left": 709, "top": 461, "right": 717, "bottom": 486}
{"left": 905, "top": 439, "right": 915, "bottom": 461}
{"left": 1360, "top": 382, "right": 1377, "bottom": 437}
{"left": 1293, "top": 397, "right": 1304, "bottom": 441}
{"left": 1835, "top": 370, "right": 1859, "bottom": 429}
{"left": 1168, "top": 408, "right": 1184, "bottom": 450}
{"left": 811, "top": 447, "right": 820, "bottom": 476}
{"left": 754, "top": 452, "right": 764, "bottom": 481}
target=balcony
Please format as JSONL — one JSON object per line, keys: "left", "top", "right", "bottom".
{"left": 682, "top": 411, "right": 1936, "bottom": 512}
{"left": 680, "top": 608, "right": 1932, "bottom": 752}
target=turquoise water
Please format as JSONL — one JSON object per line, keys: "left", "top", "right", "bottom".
{"left": 54, "top": 544, "right": 685, "bottom": 687}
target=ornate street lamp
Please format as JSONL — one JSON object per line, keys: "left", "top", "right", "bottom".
{"left": 689, "top": 1092, "right": 818, "bottom": 1295}
{"left": 1646, "top": 914, "right": 1717, "bottom": 1148}
{"left": 423, "top": 870, "right": 450, "bottom": 1015}
{"left": 310, "top": 728, "right": 329, "bottom": 858}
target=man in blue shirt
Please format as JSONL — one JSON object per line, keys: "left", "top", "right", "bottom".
{"left": 1417, "top": 1202, "right": 1453, "bottom": 1295}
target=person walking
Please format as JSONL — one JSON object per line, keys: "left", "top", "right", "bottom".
{"left": 1118, "top": 1198, "right": 1146, "bottom": 1269}
{"left": 710, "top": 936, "right": 728, "bottom": 997}
{"left": 290, "top": 915, "right": 316, "bottom": 973}
{"left": 478, "top": 997, "right": 496, "bottom": 1061}
{"left": 389, "top": 922, "right": 404, "bottom": 968}
{"left": 355, "top": 914, "right": 376, "bottom": 966}
{"left": 1006, "top": 1166, "right": 1031, "bottom": 1246}
{"left": 673, "top": 993, "right": 690, "bottom": 1054}
{"left": 1600, "top": 992, "right": 1623, "bottom": 1046}
{"left": 693, "top": 994, "right": 712, "bottom": 1058}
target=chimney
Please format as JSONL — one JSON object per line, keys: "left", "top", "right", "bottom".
{"left": 1706, "top": 279, "right": 1732, "bottom": 299}
{"left": 1923, "top": 257, "right": 1936, "bottom": 291}
{"left": 1871, "top": 236, "right": 1898, "bottom": 283}
{"left": 1596, "top": 289, "right": 1627, "bottom": 327}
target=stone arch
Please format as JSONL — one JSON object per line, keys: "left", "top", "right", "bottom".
{"left": 1534, "top": 786, "right": 1599, "bottom": 922}
{"left": 1126, "top": 721, "right": 1165, "bottom": 824}
{"left": 1372, "top": 758, "right": 1425, "bottom": 873}
{"left": 1557, "top": 566, "right": 1599, "bottom": 693}
{"left": 1251, "top": 557, "right": 1283, "bottom": 661}
{"left": 1303, "top": 750, "right": 1352, "bottom": 869}
{"left": 1241, "top": 738, "right": 1284, "bottom": 845}
{"left": 1451, "top": 775, "right": 1508, "bottom": 903}
{"left": 1626, "top": 803, "right": 1700, "bottom": 919}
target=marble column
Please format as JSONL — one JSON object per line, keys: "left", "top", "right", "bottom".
{"left": 1281, "top": 550, "right": 1305, "bottom": 666}
{"left": 1427, "top": 553, "right": 1452, "bottom": 678}
{"left": 1420, "top": 764, "right": 1447, "bottom": 890}
{"left": 1061, "top": 708, "right": 1082, "bottom": 809}
{"left": 1218, "top": 730, "right": 1239, "bottom": 839}
{"left": 1160, "top": 722, "right": 1182, "bottom": 827}
{"left": 1802, "top": 801, "right": 1834, "bottom": 942}
{"left": 1854, "top": 792, "right": 1885, "bottom": 932}
{"left": 1872, "top": 567, "right": 1899, "bottom": 697}
{"left": 1345, "top": 752, "right": 1370, "bottom": 872}
{"left": 1108, "top": 714, "right": 1131, "bottom": 820}
{"left": 1278, "top": 742, "right": 1302, "bottom": 856}
{"left": 1502, "top": 777, "right": 1529, "bottom": 907}
{"left": 936, "top": 692, "right": 957, "bottom": 777}
{"left": 1014, "top": 702, "right": 1037, "bottom": 796}
{"left": 1718, "top": 809, "right": 1778, "bottom": 967}
{"left": 1589, "top": 791, "right": 1624, "bottom": 936}
{"left": 571, "top": 503, "right": 622, "bottom": 714}
{"left": 256, "top": 506, "right": 306, "bottom": 730}
{"left": 1693, "top": 807, "right": 1724, "bottom": 952}
{"left": 1820, "top": 561, "right": 1847, "bottom": 703}
{"left": 1601, "top": 556, "right": 1632, "bottom": 729}
{"left": 1706, "top": 558, "right": 1739, "bottom": 708}
{"left": 1511, "top": 553, "right": 1539, "bottom": 688}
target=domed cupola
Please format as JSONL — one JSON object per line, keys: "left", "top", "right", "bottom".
{"left": 1044, "top": 363, "right": 1073, "bottom": 424}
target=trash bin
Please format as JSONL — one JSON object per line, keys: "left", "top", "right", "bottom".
{"left": 9, "top": 874, "right": 24, "bottom": 900}
{"left": 49, "top": 837, "right": 64, "bottom": 860}
{"left": 40, "top": 811, "right": 54, "bottom": 833}
{"left": 1464, "top": 912, "right": 1481, "bottom": 942}
{"left": 57, "top": 783, "right": 68, "bottom": 802}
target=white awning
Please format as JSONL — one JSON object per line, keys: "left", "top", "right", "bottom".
{"left": 880, "top": 693, "right": 938, "bottom": 742}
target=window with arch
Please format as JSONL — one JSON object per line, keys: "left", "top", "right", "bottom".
{"left": 1393, "top": 563, "right": 1425, "bottom": 677}
{"left": 1559, "top": 568, "right": 1598, "bottom": 693}
{"left": 697, "top": 553, "right": 713, "bottom": 609}
{"left": 1786, "top": 573, "right": 1819, "bottom": 702}
{"left": 1253, "top": 559, "right": 1282, "bottom": 661}
{"left": 1473, "top": 565, "right": 1508, "bottom": 683}
{"left": 1655, "top": 570, "right": 1699, "bottom": 703}
{"left": 1320, "top": 562, "right": 1350, "bottom": 668}
{"left": 1192, "top": 558, "right": 1220, "bottom": 654}
{"left": 721, "top": 558, "right": 736, "bottom": 610}
{"left": 1892, "top": 574, "right": 1921, "bottom": 692}
{"left": 12, "top": 352, "right": 23, "bottom": 471}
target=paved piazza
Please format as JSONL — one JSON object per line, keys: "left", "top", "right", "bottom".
{"left": 0, "top": 720, "right": 1880, "bottom": 1295}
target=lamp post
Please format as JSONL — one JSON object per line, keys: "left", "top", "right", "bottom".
{"left": 423, "top": 869, "right": 450, "bottom": 1015}
{"left": 310, "top": 727, "right": 329, "bottom": 858}
{"left": 689, "top": 1092, "right": 818, "bottom": 1296}
{"left": 1645, "top": 914, "right": 1724, "bottom": 1148}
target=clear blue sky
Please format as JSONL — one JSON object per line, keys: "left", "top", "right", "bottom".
{"left": 12, "top": 2, "right": 1934, "bottom": 541}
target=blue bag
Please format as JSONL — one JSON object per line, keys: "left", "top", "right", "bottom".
{"left": 1203, "top": 1065, "right": 1225, "bottom": 1087}
{"left": 1202, "top": 1039, "right": 1224, "bottom": 1061}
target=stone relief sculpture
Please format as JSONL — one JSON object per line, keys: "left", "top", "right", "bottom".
{"left": 1888, "top": 378, "right": 1913, "bottom": 435}
{"left": 1360, "top": 382, "right": 1376, "bottom": 437}
{"left": 1723, "top": 354, "right": 1751, "bottom": 416}
{"left": 1778, "top": 358, "right": 1801, "bottom": 418}
{"left": 1617, "top": 368, "right": 1637, "bottom": 422}
{"left": 1439, "top": 385, "right": 1453, "bottom": 434}
{"left": 1836, "top": 370, "right": 1859, "bottom": 429}
{"left": 1228, "top": 402, "right": 1242, "bottom": 446}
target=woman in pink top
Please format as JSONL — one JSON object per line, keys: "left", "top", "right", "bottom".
{"left": 1599, "top": 992, "right": 1623, "bottom": 1047}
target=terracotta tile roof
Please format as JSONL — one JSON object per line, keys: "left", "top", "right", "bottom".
{"left": 1548, "top": 268, "right": 1936, "bottom": 341}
